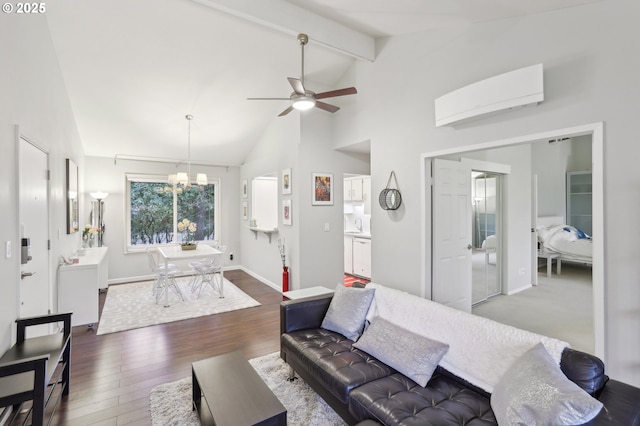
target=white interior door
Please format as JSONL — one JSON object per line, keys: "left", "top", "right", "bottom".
{"left": 19, "top": 137, "right": 51, "bottom": 327}
{"left": 531, "top": 174, "right": 538, "bottom": 286}
{"left": 432, "top": 158, "right": 472, "bottom": 312}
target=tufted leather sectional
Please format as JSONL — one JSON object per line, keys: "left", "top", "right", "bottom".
{"left": 280, "top": 294, "right": 640, "bottom": 425}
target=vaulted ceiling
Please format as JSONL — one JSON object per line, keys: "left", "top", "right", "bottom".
{"left": 45, "top": 0, "right": 600, "bottom": 166}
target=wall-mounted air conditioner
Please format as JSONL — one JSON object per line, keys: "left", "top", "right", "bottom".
{"left": 434, "top": 64, "right": 543, "bottom": 127}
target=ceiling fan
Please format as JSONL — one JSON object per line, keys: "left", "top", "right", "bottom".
{"left": 248, "top": 33, "right": 357, "bottom": 117}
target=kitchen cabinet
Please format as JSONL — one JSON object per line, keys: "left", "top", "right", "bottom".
{"left": 344, "top": 178, "right": 363, "bottom": 201}
{"left": 362, "top": 177, "right": 371, "bottom": 214}
{"left": 58, "top": 247, "right": 108, "bottom": 326}
{"left": 344, "top": 236, "right": 353, "bottom": 274}
{"left": 352, "top": 237, "right": 371, "bottom": 279}
{"left": 344, "top": 176, "right": 372, "bottom": 213}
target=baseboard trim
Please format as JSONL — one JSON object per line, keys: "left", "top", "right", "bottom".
{"left": 506, "top": 283, "right": 532, "bottom": 295}
{"left": 238, "top": 266, "right": 281, "bottom": 293}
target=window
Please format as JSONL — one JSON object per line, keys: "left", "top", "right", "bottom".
{"left": 125, "top": 174, "right": 219, "bottom": 251}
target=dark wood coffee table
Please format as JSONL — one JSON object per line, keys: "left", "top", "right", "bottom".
{"left": 192, "top": 351, "right": 287, "bottom": 426}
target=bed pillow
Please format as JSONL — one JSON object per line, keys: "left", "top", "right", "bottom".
{"left": 353, "top": 317, "right": 449, "bottom": 387}
{"left": 491, "top": 343, "right": 603, "bottom": 426}
{"left": 321, "top": 284, "right": 375, "bottom": 341}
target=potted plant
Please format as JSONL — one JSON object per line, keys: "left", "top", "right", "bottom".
{"left": 178, "top": 218, "right": 197, "bottom": 250}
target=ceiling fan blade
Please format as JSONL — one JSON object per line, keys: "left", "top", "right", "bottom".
{"left": 247, "top": 97, "right": 290, "bottom": 100}
{"left": 287, "top": 77, "right": 306, "bottom": 95}
{"left": 315, "top": 87, "right": 357, "bottom": 100}
{"left": 314, "top": 101, "right": 340, "bottom": 113}
{"left": 278, "top": 106, "right": 294, "bottom": 117}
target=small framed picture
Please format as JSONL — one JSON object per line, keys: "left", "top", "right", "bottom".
{"left": 282, "top": 199, "right": 292, "bottom": 226}
{"left": 242, "top": 201, "right": 248, "bottom": 220}
{"left": 312, "top": 172, "right": 333, "bottom": 205}
{"left": 242, "top": 179, "right": 248, "bottom": 198}
{"left": 282, "top": 168, "right": 292, "bottom": 195}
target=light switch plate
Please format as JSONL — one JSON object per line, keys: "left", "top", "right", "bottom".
{"left": 324, "top": 223, "right": 330, "bottom": 232}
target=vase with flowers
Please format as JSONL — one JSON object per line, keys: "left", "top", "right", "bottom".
{"left": 178, "top": 218, "right": 197, "bottom": 250}
{"left": 82, "top": 225, "right": 98, "bottom": 248}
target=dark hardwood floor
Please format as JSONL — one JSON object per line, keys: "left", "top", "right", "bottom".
{"left": 19, "top": 270, "right": 282, "bottom": 426}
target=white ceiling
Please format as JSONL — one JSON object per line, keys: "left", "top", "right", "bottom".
{"left": 45, "top": 0, "right": 600, "bottom": 166}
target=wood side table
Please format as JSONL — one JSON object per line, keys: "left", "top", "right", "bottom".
{"left": 192, "top": 351, "right": 286, "bottom": 426}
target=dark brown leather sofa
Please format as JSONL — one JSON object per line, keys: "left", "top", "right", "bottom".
{"left": 280, "top": 294, "right": 640, "bottom": 425}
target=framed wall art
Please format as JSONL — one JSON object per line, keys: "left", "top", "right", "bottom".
{"left": 242, "top": 179, "right": 248, "bottom": 198}
{"left": 282, "top": 199, "right": 292, "bottom": 226}
{"left": 282, "top": 168, "right": 292, "bottom": 195}
{"left": 242, "top": 200, "right": 248, "bottom": 220}
{"left": 312, "top": 172, "right": 333, "bottom": 206}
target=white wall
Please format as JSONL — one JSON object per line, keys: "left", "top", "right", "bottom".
{"left": 0, "top": 14, "right": 84, "bottom": 350}
{"left": 241, "top": 114, "right": 300, "bottom": 289}
{"left": 83, "top": 157, "right": 240, "bottom": 282}
{"left": 532, "top": 135, "right": 592, "bottom": 217}
{"left": 251, "top": 177, "right": 278, "bottom": 229}
{"left": 240, "top": 107, "right": 369, "bottom": 291}
{"left": 340, "top": 0, "right": 640, "bottom": 384}
{"left": 298, "top": 113, "right": 370, "bottom": 289}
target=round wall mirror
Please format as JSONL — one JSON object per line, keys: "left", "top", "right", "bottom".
{"left": 379, "top": 188, "right": 402, "bottom": 210}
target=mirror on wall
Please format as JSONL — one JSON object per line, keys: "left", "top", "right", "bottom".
{"left": 251, "top": 173, "right": 278, "bottom": 229}
{"left": 66, "top": 159, "right": 79, "bottom": 234}
{"left": 472, "top": 172, "right": 501, "bottom": 304}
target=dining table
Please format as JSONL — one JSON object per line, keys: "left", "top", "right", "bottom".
{"left": 156, "top": 244, "right": 223, "bottom": 307}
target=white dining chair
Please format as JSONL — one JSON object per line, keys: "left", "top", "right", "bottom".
{"left": 192, "top": 245, "right": 227, "bottom": 299}
{"left": 146, "top": 247, "right": 184, "bottom": 304}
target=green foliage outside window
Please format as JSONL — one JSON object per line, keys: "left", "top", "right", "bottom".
{"left": 129, "top": 180, "right": 216, "bottom": 246}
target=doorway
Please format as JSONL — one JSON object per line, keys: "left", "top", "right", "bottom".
{"left": 18, "top": 134, "right": 51, "bottom": 335}
{"left": 423, "top": 122, "right": 604, "bottom": 359}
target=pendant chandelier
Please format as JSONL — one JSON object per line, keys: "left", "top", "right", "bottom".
{"left": 168, "top": 115, "right": 207, "bottom": 188}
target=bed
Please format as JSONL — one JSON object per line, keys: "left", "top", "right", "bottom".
{"left": 536, "top": 216, "right": 592, "bottom": 265}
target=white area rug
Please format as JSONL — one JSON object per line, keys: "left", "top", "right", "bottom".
{"left": 149, "top": 352, "right": 346, "bottom": 426}
{"left": 97, "top": 278, "right": 260, "bottom": 335}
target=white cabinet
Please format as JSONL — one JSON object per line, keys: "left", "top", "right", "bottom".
{"left": 352, "top": 237, "right": 371, "bottom": 279}
{"left": 344, "top": 236, "right": 353, "bottom": 274}
{"left": 362, "top": 177, "right": 371, "bottom": 214}
{"left": 566, "top": 171, "right": 592, "bottom": 236}
{"left": 345, "top": 176, "right": 371, "bottom": 212}
{"left": 344, "top": 178, "right": 363, "bottom": 201}
{"left": 58, "top": 247, "right": 108, "bottom": 326}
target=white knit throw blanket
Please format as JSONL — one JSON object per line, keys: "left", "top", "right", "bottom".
{"left": 365, "top": 284, "right": 569, "bottom": 394}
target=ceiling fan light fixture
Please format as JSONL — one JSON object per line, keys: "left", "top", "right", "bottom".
{"left": 291, "top": 94, "right": 316, "bottom": 111}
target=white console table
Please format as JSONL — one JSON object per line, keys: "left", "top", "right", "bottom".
{"left": 58, "top": 247, "right": 109, "bottom": 326}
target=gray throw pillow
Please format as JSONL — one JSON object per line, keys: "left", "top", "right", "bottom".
{"left": 491, "top": 343, "right": 603, "bottom": 426}
{"left": 321, "top": 284, "right": 375, "bottom": 341}
{"left": 353, "top": 317, "right": 449, "bottom": 387}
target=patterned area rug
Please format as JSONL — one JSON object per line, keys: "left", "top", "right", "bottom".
{"left": 149, "top": 352, "right": 346, "bottom": 426}
{"left": 97, "top": 278, "right": 260, "bottom": 335}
